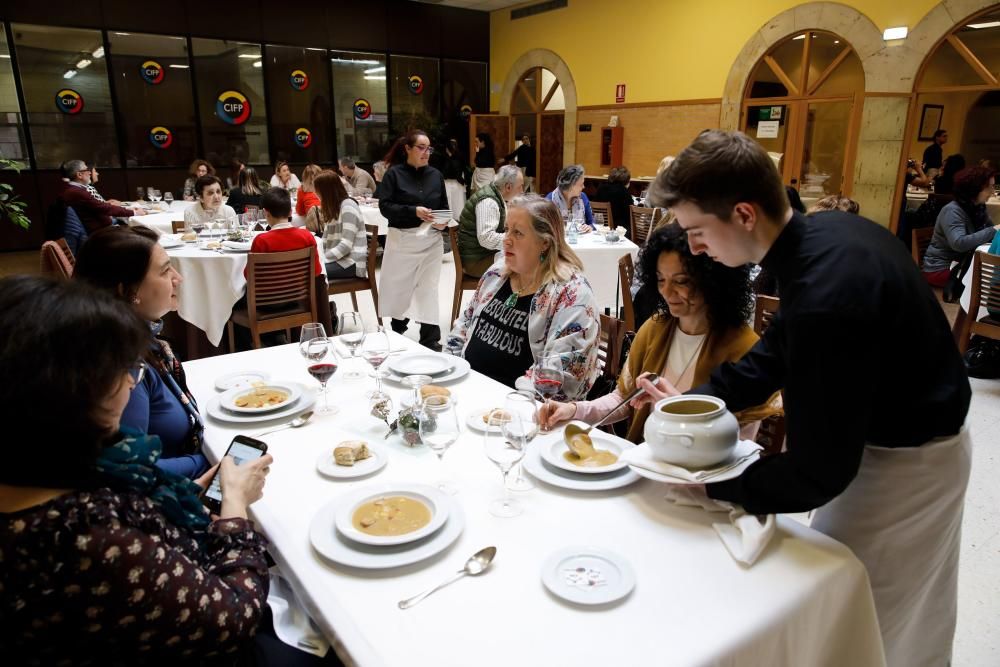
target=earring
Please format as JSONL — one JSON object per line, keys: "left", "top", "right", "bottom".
{"left": 132, "top": 297, "right": 140, "bottom": 304}
{"left": 539, "top": 252, "right": 546, "bottom": 262}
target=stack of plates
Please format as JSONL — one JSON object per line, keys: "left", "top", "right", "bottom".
{"left": 522, "top": 430, "right": 641, "bottom": 491}
{"left": 205, "top": 379, "right": 316, "bottom": 424}
{"left": 382, "top": 353, "right": 471, "bottom": 384}
{"left": 430, "top": 209, "right": 453, "bottom": 224}
{"left": 309, "top": 483, "right": 465, "bottom": 569}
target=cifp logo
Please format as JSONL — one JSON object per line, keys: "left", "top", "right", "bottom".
{"left": 294, "top": 128, "right": 312, "bottom": 148}
{"left": 353, "top": 98, "right": 371, "bottom": 120}
{"left": 149, "top": 126, "right": 173, "bottom": 149}
{"left": 460, "top": 104, "right": 473, "bottom": 120}
{"left": 55, "top": 89, "right": 84, "bottom": 115}
{"left": 408, "top": 75, "right": 424, "bottom": 95}
{"left": 289, "top": 69, "right": 309, "bottom": 91}
{"left": 140, "top": 60, "right": 165, "bottom": 85}
{"left": 216, "top": 90, "right": 251, "bottom": 125}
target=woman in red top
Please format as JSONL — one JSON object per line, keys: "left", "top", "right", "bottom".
{"left": 295, "top": 164, "right": 322, "bottom": 218}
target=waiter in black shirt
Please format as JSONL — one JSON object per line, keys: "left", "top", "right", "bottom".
{"left": 636, "top": 130, "right": 971, "bottom": 667}
{"left": 922, "top": 128, "right": 947, "bottom": 174}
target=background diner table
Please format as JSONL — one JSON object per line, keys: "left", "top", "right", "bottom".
{"left": 184, "top": 333, "right": 885, "bottom": 667}
{"left": 291, "top": 200, "right": 388, "bottom": 235}
{"left": 905, "top": 190, "right": 1000, "bottom": 223}
{"left": 570, "top": 231, "right": 639, "bottom": 315}
{"left": 130, "top": 199, "right": 195, "bottom": 235}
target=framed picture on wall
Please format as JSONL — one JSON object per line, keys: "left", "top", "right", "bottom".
{"left": 918, "top": 104, "right": 944, "bottom": 141}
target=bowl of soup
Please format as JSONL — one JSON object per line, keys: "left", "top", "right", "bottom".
{"left": 541, "top": 428, "right": 628, "bottom": 474}
{"left": 221, "top": 382, "right": 301, "bottom": 413}
{"left": 643, "top": 395, "right": 738, "bottom": 469}
{"left": 335, "top": 483, "right": 449, "bottom": 546}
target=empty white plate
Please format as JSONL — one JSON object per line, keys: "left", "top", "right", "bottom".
{"left": 387, "top": 354, "right": 454, "bottom": 377}
{"left": 214, "top": 370, "right": 271, "bottom": 392}
{"left": 541, "top": 546, "right": 635, "bottom": 606}
{"left": 382, "top": 356, "right": 471, "bottom": 385}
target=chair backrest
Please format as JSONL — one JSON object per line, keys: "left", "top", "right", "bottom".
{"left": 56, "top": 238, "right": 76, "bottom": 267}
{"left": 171, "top": 219, "right": 186, "bottom": 234}
{"left": 970, "top": 250, "right": 1000, "bottom": 322}
{"left": 911, "top": 226, "right": 934, "bottom": 267}
{"left": 448, "top": 226, "right": 466, "bottom": 276}
{"left": 63, "top": 206, "right": 88, "bottom": 256}
{"left": 365, "top": 223, "right": 380, "bottom": 317}
{"left": 617, "top": 254, "right": 636, "bottom": 332}
{"left": 629, "top": 205, "right": 657, "bottom": 245}
{"left": 753, "top": 294, "right": 780, "bottom": 335}
{"left": 590, "top": 201, "right": 613, "bottom": 228}
{"left": 40, "top": 240, "right": 74, "bottom": 279}
{"left": 597, "top": 313, "right": 626, "bottom": 380}
{"left": 244, "top": 246, "right": 317, "bottom": 319}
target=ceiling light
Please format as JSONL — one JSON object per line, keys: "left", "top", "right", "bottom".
{"left": 883, "top": 26, "right": 908, "bottom": 40}
{"left": 169, "top": 64, "right": 189, "bottom": 69}
{"left": 252, "top": 61, "right": 262, "bottom": 68}
{"left": 967, "top": 21, "right": 1000, "bottom": 29}
{"left": 76, "top": 59, "right": 91, "bottom": 69}
{"left": 92, "top": 46, "right": 104, "bottom": 58}
{"left": 239, "top": 54, "right": 262, "bottom": 59}
{"left": 364, "top": 75, "right": 385, "bottom": 81}
{"left": 306, "top": 47, "right": 325, "bottom": 52}
{"left": 331, "top": 58, "right": 380, "bottom": 65}
{"left": 834, "top": 40, "right": 840, "bottom": 44}
{"left": 114, "top": 32, "right": 131, "bottom": 36}
{"left": 0, "top": 55, "right": 10, "bottom": 59}
{"left": 63, "top": 69, "right": 77, "bottom": 79}
{"left": 364, "top": 66, "right": 385, "bottom": 74}
{"left": 792, "top": 34, "right": 806, "bottom": 40}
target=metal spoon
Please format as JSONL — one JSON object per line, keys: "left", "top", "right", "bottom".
{"left": 252, "top": 411, "right": 314, "bottom": 438}
{"left": 398, "top": 546, "right": 497, "bottom": 610}
{"left": 563, "top": 373, "right": 659, "bottom": 448}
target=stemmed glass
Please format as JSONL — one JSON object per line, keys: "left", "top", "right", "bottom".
{"left": 418, "top": 395, "right": 461, "bottom": 495}
{"left": 148, "top": 188, "right": 162, "bottom": 205}
{"left": 163, "top": 191, "right": 174, "bottom": 207}
{"left": 361, "top": 326, "right": 390, "bottom": 400}
{"left": 301, "top": 336, "right": 337, "bottom": 414}
{"left": 503, "top": 391, "right": 539, "bottom": 492}
{"left": 336, "top": 311, "right": 366, "bottom": 379}
{"left": 533, "top": 355, "right": 564, "bottom": 403}
{"left": 136, "top": 187, "right": 146, "bottom": 203}
{"left": 485, "top": 411, "right": 527, "bottom": 517}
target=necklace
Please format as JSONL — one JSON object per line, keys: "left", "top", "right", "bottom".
{"left": 503, "top": 275, "right": 538, "bottom": 308}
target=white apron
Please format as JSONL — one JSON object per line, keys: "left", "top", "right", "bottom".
{"left": 811, "top": 429, "right": 972, "bottom": 667}
{"left": 445, "top": 179, "right": 466, "bottom": 221}
{"left": 471, "top": 167, "right": 495, "bottom": 193}
{"left": 379, "top": 227, "right": 443, "bottom": 325}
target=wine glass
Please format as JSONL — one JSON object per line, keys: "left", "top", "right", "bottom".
{"left": 418, "top": 395, "right": 461, "bottom": 495}
{"left": 136, "top": 187, "right": 146, "bottom": 202}
{"left": 503, "top": 391, "right": 539, "bottom": 492}
{"left": 299, "top": 322, "right": 327, "bottom": 359}
{"left": 304, "top": 338, "right": 337, "bottom": 414}
{"left": 148, "top": 188, "right": 162, "bottom": 204}
{"left": 163, "top": 191, "right": 174, "bottom": 207}
{"left": 361, "top": 327, "right": 390, "bottom": 399}
{"left": 533, "top": 355, "right": 564, "bottom": 402}
{"left": 336, "top": 311, "right": 366, "bottom": 379}
{"left": 484, "top": 411, "right": 526, "bottom": 518}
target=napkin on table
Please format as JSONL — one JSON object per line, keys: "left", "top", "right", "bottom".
{"left": 267, "top": 568, "right": 329, "bottom": 657}
{"left": 222, "top": 240, "right": 252, "bottom": 251}
{"left": 663, "top": 485, "right": 775, "bottom": 567}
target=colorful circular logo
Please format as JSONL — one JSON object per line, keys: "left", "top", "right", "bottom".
{"left": 408, "top": 75, "right": 424, "bottom": 95}
{"left": 460, "top": 104, "right": 473, "bottom": 120}
{"left": 294, "top": 128, "right": 312, "bottom": 148}
{"left": 55, "top": 89, "right": 84, "bottom": 115}
{"left": 215, "top": 90, "right": 251, "bottom": 125}
{"left": 289, "top": 69, "right": 309, "bottom": 91}
{"left": 140, "top": 60, "right": 165, "bottom": 85}
{"left": 353, "top": 98, "right": 371, "bottom": 120}
{"left": 149, "top": 126, "right": 173, "bottom": 149}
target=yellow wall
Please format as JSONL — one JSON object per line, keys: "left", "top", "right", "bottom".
{"left": 490, "top": 0, "right": 942, "bottom": 108}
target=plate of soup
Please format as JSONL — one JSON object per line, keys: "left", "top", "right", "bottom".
{"left": 540, "top": 427, "right": 631, "bottom": 475}
{"left": 335, "top": 483, "right": 449, "bottom": 547}
{"left": 220, "top": 382, "right": 301, "bottom": 414}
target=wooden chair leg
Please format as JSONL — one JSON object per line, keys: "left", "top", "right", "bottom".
{"left": 350, "top": 291, "right": 359, "bottom": 311}
{"left": 250, "top": 322, "right": 262, "bottom": 349}
{"left": 954, "top": 307, "right": 971, "bottom": 354}
{"left": 227, "top": 321, "right": 236, "bottom": 353}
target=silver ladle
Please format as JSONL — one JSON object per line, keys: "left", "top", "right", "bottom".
{"left": 563, "top": 373, "right": 659, "bottom": 449}
{"left": 398, "top": 546, "right": 497, "bottom": 610}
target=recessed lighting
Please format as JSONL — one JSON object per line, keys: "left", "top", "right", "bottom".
{"left": 92, "top": 47, "right": 104, "bottom": 58}
{"left": 792, "top": 34, "right": 806, "bottom": 40}
{"left": 76, "top": 59, "right": 91, "bottom": 69}
{"left": 364, "top": 66, "right": 385, "bottom": 74}
{"left": 967, "top": 21, "right": 1000, "bottom": 29}
{"left": 63, "top": 69, "right": 77, "bottom": 79}
{"left": 114, "top": 32, "right": 131, "bottom": 36}
{"left": 331, "top": 58, "right": 380, "bottom": 65}
{"left": 364, "top": 75, "right": 385, "bottom": 81}
{"left": 169, "top": 64, "right": 189, "bottom": 69}
{"left": 0, "top": 55, "right": 10, "bottom": 59}
{"left": 883, "top": 26, "right": 908, "bottom": 40}
{"left": 306, "top": 47, "right": 325, "bottom": 52}
{"left": 239, "top": 54, "right": 262, "bottom": 59}
{"left": 834, "top": 40, "right": 840, "bottom": 44}
{"left": 252, "top": 61, "right": 262, "bottom": 68}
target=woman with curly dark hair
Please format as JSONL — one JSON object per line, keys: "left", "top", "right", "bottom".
{"left": 539, "top": 222, "right": 779, "bottom": 442}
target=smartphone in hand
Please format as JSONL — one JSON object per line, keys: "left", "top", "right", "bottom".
{"left": 202, "top": 435, "right": 268, "bottom": 514}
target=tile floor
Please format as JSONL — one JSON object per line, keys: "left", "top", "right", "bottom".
{"left": 3, "top": 249, "right": 998, "bottom": 664}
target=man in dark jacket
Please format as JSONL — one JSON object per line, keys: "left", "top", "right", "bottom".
{"left": 57, "top": 160, "right": 144, "bottom": 233}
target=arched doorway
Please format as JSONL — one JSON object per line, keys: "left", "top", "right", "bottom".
{"left": 741, "top": 30, "right": 865, "bottom": 204}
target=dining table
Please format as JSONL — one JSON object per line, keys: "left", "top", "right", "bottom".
{"left": 183, "top": 333, "right": 886, "bottom": 667}
{"left": 130, "top": 199, "right": 196, "bottom": 235}
{"left": 905, "top": 191, "right": 1000, "bottom": 223}
{"left": 570, "top": 231, "right": 639, "bottom": 315}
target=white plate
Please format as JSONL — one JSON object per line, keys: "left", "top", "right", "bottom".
{"left": 522, "top": 444, "right": 640, "bottom": 492}
{"left": 541, "top": 546, "right": 635, "bottom": 606}
{"left": 219, "top": 382, "right": 302, "bottom": 414}
{"left": 465, "top": 408, "right": 510, "bottom": 433}
{"left": 540, "top": 428, "right": 631, "bottom": 474}
{"left": 316, "top": 444, "right": 388, "bottom": 479}
{"left": 387, "top": 354, "right": 455, "bottom": 377}
{"left": 205, "top": 388, "right": 315, "bottom": 424}
{"left": 221, "top": 246, "right": 250, "bottom": 253}
{"left": 310, "top": 495, "right": 465, "bottom": 570}
{"left": 159, "top": 236, "right": 184, "bottom": 249}
{"left": 335, "top": 483, "right": 449, "bottom": 547}
{"left": 214, "top": 370, "right": 272, "bottom": 392}
{"left": 626, "top": 440, "right": 760, "bottom": 485}
{"left": 382, "top": 355, "right": 471, "bottom": 385}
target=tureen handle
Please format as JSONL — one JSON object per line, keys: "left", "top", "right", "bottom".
{"left": 661, "top": 432, "right": 695, "bottom": 449}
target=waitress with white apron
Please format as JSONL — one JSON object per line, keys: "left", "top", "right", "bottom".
{"left": 376, "top": 130, "right": 450, "bottom": 351}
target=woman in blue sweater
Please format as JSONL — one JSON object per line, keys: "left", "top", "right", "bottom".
{"left": 75, "top": 226, "right": 208, "bottom": 478}
{"left": 545, "top": 164, "right": 595, "bottom": 230}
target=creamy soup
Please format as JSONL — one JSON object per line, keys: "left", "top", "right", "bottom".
{"left": 352, "top": 496, "right": 432, "bottom": 536}
{"left": 234, "top": 388, "right": 289, "bottom": 409}
{"left": 564, "top": 433, "right": 618, "bottom": 467}
{"left": 660, "top": 399, "right": 718, "bottom": 416}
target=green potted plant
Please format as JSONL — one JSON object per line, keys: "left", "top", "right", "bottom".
{"left": 0, "top": 158, "right": 30, "bottom": 230}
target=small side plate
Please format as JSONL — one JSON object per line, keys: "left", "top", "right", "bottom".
{"left": 214, "top": 370, "right": 271, "bottom": 392}
{"left": 541, "top": 546, "right": 635, "bottom": 606}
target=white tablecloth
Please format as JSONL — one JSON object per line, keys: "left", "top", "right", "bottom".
{"left": 183, "top": 334, "right": 885, "bottom": 667}
{"left": 906, "top": 193, "right": 1000, "bottom": 223}
{"left": 131, "top": 200, "right": 196, "bottom": 235}
{"left": 291, "top": 204, "right": 388, "bottom": 236}
{"left": 571, "top": 232, "right": 639, "bottom": 315}
{"left": 166, "top": 236, "right": 327, "bottom": 347}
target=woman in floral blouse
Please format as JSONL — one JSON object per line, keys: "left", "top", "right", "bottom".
{"left": 0, "top": 276, "right": 273, "bottom": 664}
{"left": 447, "top": 194, "right": 599, "bottom": 400}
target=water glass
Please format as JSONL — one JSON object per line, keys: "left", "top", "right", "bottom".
{"left": 503, "top": 391, "right": 538, "bottom": 492}
{"left": 163, "top": 191, "right": 174, "bottom": 206}
{"left": 361, "top": 327, "right": 390, "bottom": 399}
{"left": 336, "top": 311, "right": 366, "bottom": 379}
{"left": 419, "top": 395, "right": 461, "bottom": 495}
{"left": 485, "top": 411, "right": 527, "bottom": 517}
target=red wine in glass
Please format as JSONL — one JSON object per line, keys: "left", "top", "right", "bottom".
{"left": 534, "top": 368, "right": 563, "bottom": 399}
{"left": 308, "top": 363, "right": 338, "bottom": 413}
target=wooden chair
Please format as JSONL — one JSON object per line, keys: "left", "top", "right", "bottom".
{"left": 327, "top": 224, "right": 381, "bottom": 317}
{"left": 56, "top": 238, "right": 76, "bottom": 267}
{"left": 171, "top": 220, "right": 186, "bottom": 234}
{"left": 753, "top": 295, "right": 780, "bottom": 336}
{"left": 752, "top": 294, "right": 785, "bottom": 456}
{"left": 629, "top": 205, "right": 658, "bottom": 245}
{"left": 449, "top": 226, "right": 482, "bottom": 324}
{"left": 617, "top": 254, "right": 636, "bottom": 332}
{"left": 40, "top": 240, "right": 74, "bottom": 279}
{"left": 227, "top": 246, "right": 318, "bottom": 350}
{"left": 590, "top": 201, "right": 613, "bottom": 229}
{"left": 911, "top": 226, "right": 934, "bottom": 267}
{"left": 957, "top": 250, "right": 1000, "bottom": 354}
{"left": 596, "top": 313, "right": 627, "bottom": 434}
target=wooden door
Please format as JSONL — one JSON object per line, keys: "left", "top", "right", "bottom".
{"left": 538, "top": 112, "right": 564, "bottom": 194}
{"left": 469, "top": 114, "right": 511, "bottom": 168}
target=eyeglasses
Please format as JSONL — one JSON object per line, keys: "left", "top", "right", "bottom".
{"left": 128, "top": 361, "right": 146, "bottom": 385}
{"left": 412, "top": 145, "right": 434, "bottom": 155}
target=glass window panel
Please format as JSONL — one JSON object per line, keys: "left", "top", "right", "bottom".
{"left": 0, "top": 30, "right": 28, "bottom": 166}
{"left": 330, "top": 51, "right": 388, "bottom": 163}
{"left": 747, "top": 59, "right": 788, "bottom": 98}
{"left": 951, "top": 23, "right": 1000, "bottom": 80}
{"left": 805, "top": 32, "right": 863, "bottom": 96}
{"left": 813, "top": 49, "right": 864, "bottom": 97}
{"left": 108, "top": 32, "right": 194, "bottom": 168}
{"left": 12, "top": 24, "right": 119, "bottom": 168}
{"left": 800, "top": 101, "right": 852, "bottom": 197}
{"left": 541, "top": 68, "right": 564, "bottom": 111}
{"left": 770, "top": 35, "right": 805, "bottom": 93}
{"left": 440, "top": 59, "right": 486, "bottom": 157}
{"left": 190, "top": 38, "right": 268, "bottom": 169}
{"left": 744, "top": 104, "right": 790, "bottom": 173}
{"left": 264, "top": 45, "right": 332, "bottom": 166}
{"left": 512, "top": 69, "right": 537, "bottom": 113}
{"left": 390, "top": 55, "right": 439, "bottom": 133}
{"left": 921, "top": 39, "right": 990, "bottom": 88}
